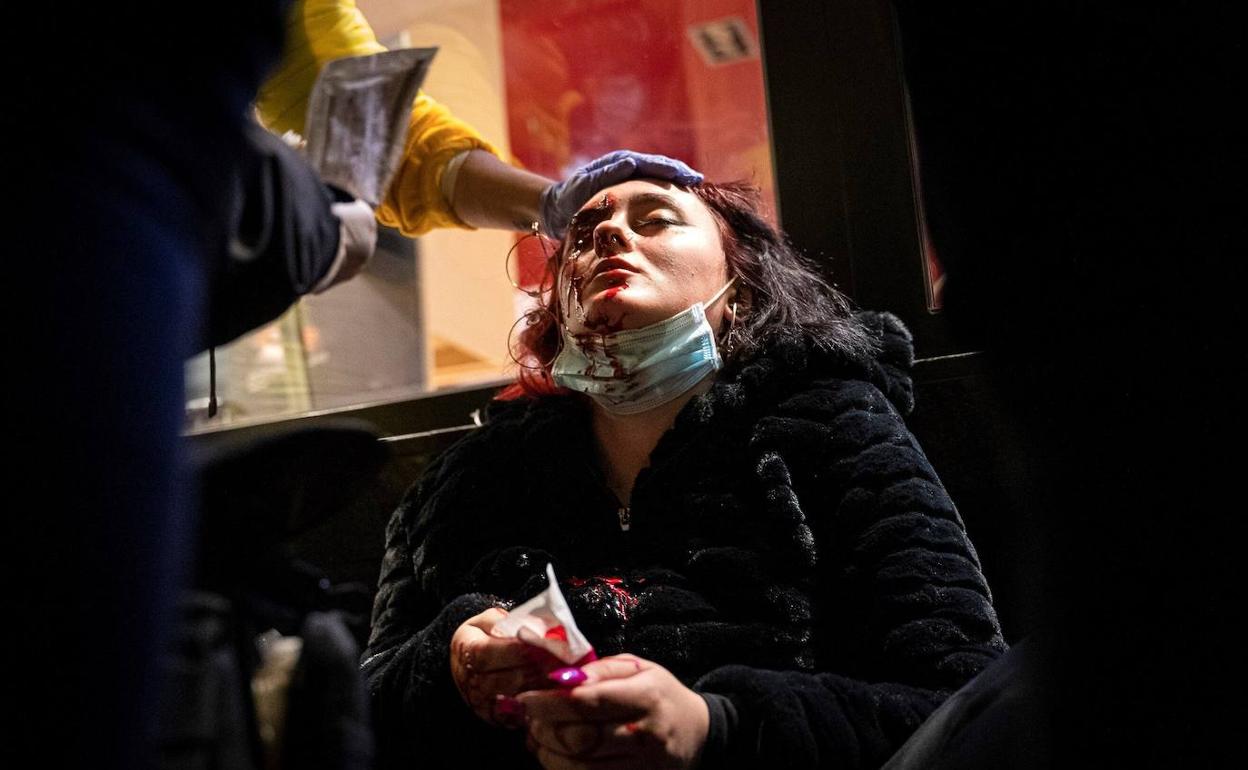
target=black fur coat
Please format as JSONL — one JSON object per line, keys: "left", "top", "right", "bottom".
{"left": 362, "top": 312, "right": 1005, "bottom": 768}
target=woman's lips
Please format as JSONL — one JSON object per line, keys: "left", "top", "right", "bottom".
{"left": 583, "top": 270, "right": 635, "bottom": 301}
{"left": 588, "top": 268, "right": 634, "bottom": 287}
{"left": 582, "top": 259, "right": 639, "bottom": 295}
{"left": 589, "top": 258, "right": 639, "bottom": 281}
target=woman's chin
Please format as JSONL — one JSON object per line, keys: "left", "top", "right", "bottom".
{"left": 583, "top": 278, "right": 635, "bottom": 303}
{"left": 575, "top": 286, "right": 679, "bottom": 333}
{"left": 574, "top": 310, "right": 630, "bottom": 334}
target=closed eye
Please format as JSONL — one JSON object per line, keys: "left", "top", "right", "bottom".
{"left": 634, "top": 217, "right": 678, "bottom": 229}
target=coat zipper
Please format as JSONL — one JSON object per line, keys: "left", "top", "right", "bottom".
{"left": 584, "top": 452, "right": 633, "bottom": 533}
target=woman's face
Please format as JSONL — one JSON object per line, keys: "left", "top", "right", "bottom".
{"left": 558, "top": 179, "right": 731, "bottom": 335}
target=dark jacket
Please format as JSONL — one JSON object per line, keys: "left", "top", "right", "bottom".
{"left": 206, "top": 118, "right": 342, "bottom": 348}
{"left": 362, "top": 312, "right": 1005, "bottom": 769}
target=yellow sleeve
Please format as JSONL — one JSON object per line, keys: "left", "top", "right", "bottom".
{"left": 376, "top": 93, "right": 500, "bottom": 236}
{"left": 255, "top": 0, "right": 386, "bottom": 136}
{"left": 255, "top": 0, "right": 502, "bottom": 236}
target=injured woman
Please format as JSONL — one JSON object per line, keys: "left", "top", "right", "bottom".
{"left": 361, "top": 176, "right": 1006, "bottom": 769}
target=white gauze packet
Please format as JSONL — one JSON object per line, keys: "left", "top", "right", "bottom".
{"left": 493, "top": 563, "right": 596, "bottom": 665}
{"left": 303, "top": 47, "right": 436, "bottom": 206}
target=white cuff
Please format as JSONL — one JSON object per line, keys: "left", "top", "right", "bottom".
{"left": 440, "top": 149, "right": 474, "bottom": 212}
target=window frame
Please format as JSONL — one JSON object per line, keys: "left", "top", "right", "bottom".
{"left": 188, "top": 0, "right": 965, "bottom": 443}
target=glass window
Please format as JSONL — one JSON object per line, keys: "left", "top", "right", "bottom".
{"left": 186, "top": 0, "right": 776, "bottom": 430}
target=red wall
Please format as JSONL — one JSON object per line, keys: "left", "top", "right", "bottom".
{"left": 500, "top": 0, "right": 775, "bottom": 286}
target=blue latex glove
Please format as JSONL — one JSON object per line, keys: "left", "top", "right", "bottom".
{"left": 539, "top": 150, "right": 703, "bottom": 238}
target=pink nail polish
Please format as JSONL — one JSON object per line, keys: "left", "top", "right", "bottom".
{"left": 548, "top": 666, "right": 587, "bottom": 687}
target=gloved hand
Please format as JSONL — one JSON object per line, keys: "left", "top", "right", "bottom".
{"left": 539, "top": 150, "right": 703, "bottom": 238}
{"left": 311, "top": 197, "right": 377, "bottom": 294}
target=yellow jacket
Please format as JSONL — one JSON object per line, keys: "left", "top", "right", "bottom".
{"left": 255, "top": 0, "right": 500, "bottom": 235}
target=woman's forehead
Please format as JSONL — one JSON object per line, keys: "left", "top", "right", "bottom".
{"left": 577, "top": 179, "right": 702, "bottom": 215}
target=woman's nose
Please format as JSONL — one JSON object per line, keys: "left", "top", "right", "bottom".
{"left": 593, "top": 219, "right": 632, "bottom": 257}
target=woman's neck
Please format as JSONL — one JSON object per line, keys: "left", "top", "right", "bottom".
{"left": 589, "top": 378, "right": 713, "bottom": 506}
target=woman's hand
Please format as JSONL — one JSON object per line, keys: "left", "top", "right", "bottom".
{"left": 448, "top": 607, "right": 560, "bottom": 727}
{"left": 516, "top": 655, "right": 710, "bottom": 770}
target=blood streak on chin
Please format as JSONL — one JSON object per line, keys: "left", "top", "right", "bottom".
{"left": 580, "top": 311, "right": 626, "bottom": 333}
{"left": 602, "top": 282, "right": 628, "bottom": 300}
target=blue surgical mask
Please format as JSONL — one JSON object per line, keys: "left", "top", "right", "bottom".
{"left": 551, "top": 280, "right": 735, "bottom": 415}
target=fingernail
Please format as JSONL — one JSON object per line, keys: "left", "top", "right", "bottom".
{"left": 548, "top": 666, "right": 587, "bottom": 687}
{"left": 495, "top": 694, "right": 526, "bottom": 719}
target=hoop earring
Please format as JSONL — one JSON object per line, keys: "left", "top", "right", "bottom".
{"left": 506, "top": 306, "right": 563, "bottom": 371}
{"left": 505, "top": 221, "right": 557, "bottom": 298}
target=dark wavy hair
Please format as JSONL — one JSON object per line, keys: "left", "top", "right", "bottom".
{"left": 499, "top": 181, "right": 875, "bottom": 399}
